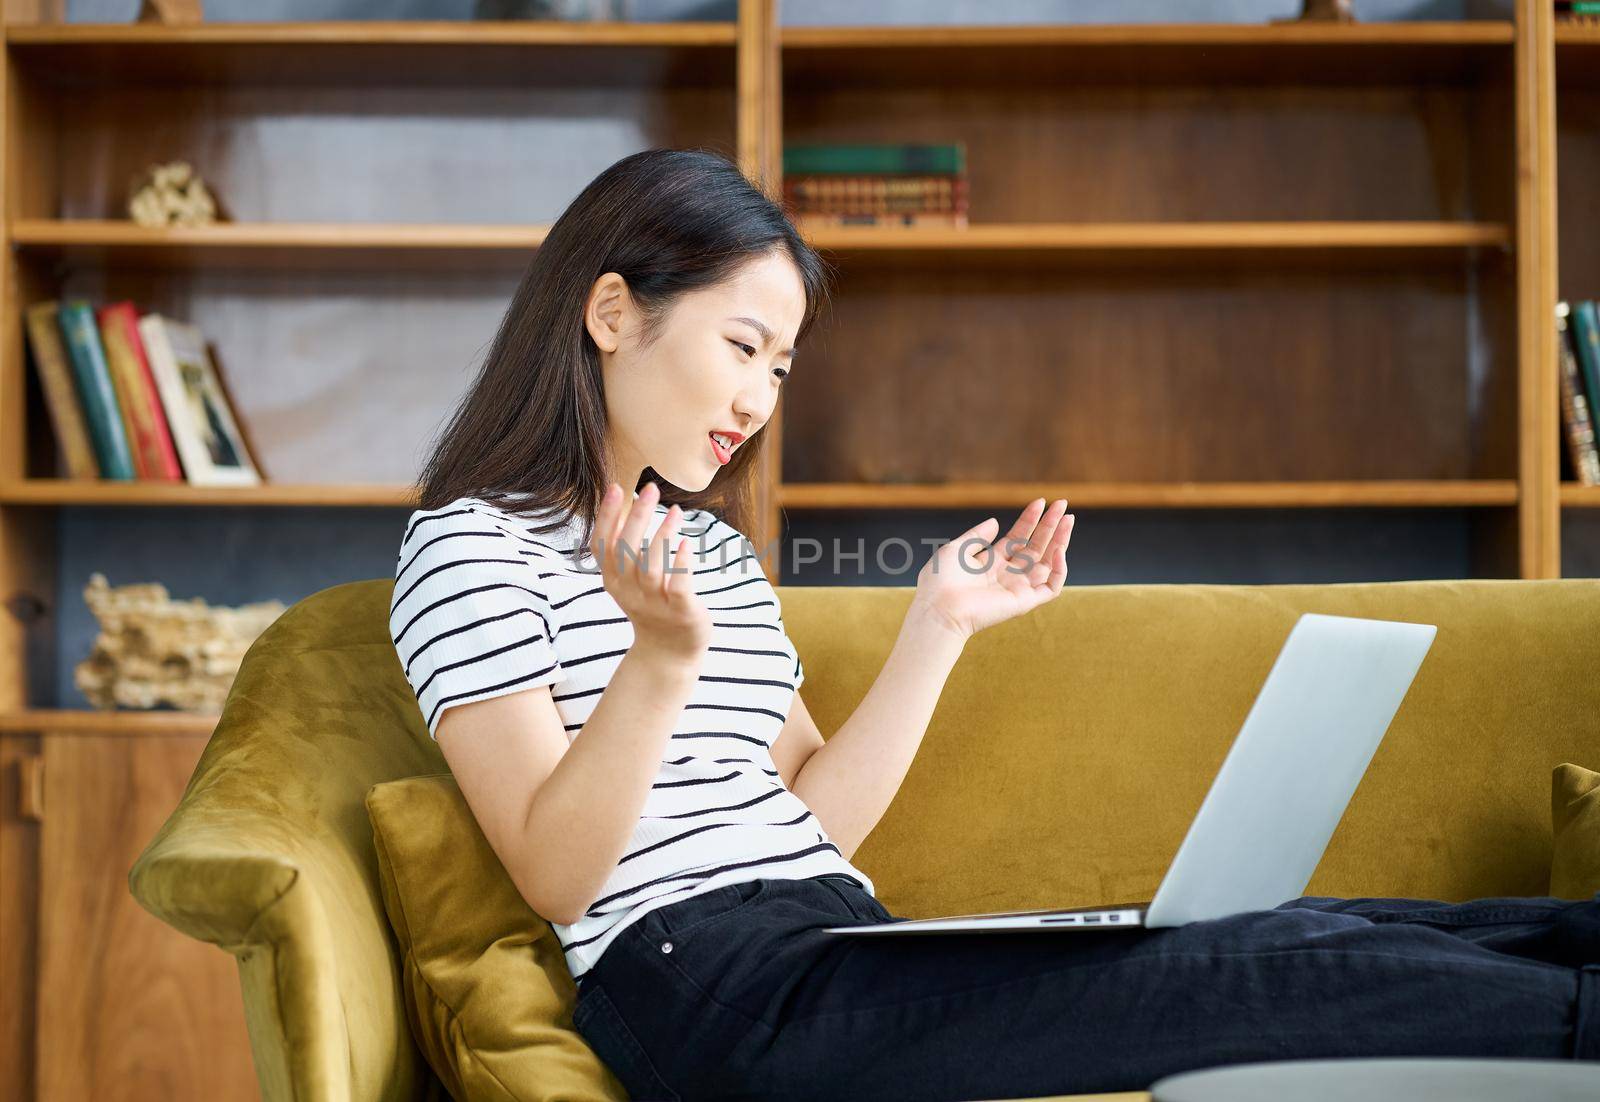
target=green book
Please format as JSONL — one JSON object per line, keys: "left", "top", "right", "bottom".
{"left": 1571, "top": 301, "right": 1600, "bottom": 437}
{"left": 56, "top": 300, "right": 136, "bottom": 480}
{"left": 783, "top": 143, "right": 965, "bottom": 176}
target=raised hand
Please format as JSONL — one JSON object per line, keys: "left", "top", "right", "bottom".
{"left": 593, "top": 481, "right": 712, "bottom": 665}
{"left": 912, "top": 498, "right": 1075, "bottom": 641}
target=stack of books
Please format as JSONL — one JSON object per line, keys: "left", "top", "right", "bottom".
{"left": 24, "top": 300, "right": 262, "bottom": 486}
{"left": 781, "top": 143, "right": 968, "bottom": 229}
{"left": 1555, "top": 1, "right": 1600, "bottom": 25}
{"left": 1559, "top": 300, "right": 1600, "bottom": 486}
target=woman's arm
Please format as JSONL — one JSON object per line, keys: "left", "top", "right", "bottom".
{"left": 440, "top": 482, "right": 711, "bottom": 926}
{"left": 439, "top": 646, "right": 701, "bottom": 926}
{"left": 791, "top": 499, "right": 1075, "bottom": 863}
{"left": 790, "top": 600, "right": 966, "bottom": 862}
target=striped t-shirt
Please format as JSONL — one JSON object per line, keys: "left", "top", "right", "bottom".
{"left": 388, "top": 493, "right": 876, "bottom": 983}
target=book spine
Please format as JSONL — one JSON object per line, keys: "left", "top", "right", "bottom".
{"left": 1570, "top": 301, "right": 1600, "bottom": 438}
{"left": 782, "top": 143, "right": 966, "bottom": 176}
{"left": 136, "top": 314, "right": 198, "bottom": 485}
{"left": 87, "top": 305, "right": 151, "bottom": 479}
{"left": 1557, "top": 302, "right": 1600, "bottom": 485}
{"left": 783, "top": 175, "right": 968, "bottom": 215}
{"left": 795, "top": 211, "right": 969, "bottom": 229}
{"left": 97, "top": 301, "right": 185, "bottom": 481}
{"left": 23, "top": 301, "right": 101, "bottom": 480}
{"left": 56, "top": 300, "right": 136, "bottom": 480}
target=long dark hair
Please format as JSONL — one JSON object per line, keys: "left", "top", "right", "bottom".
{"left": 415, "top": 147, "right": 834, "bottom": 553}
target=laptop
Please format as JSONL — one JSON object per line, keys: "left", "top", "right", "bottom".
{"left": 823, "top": 611, "right": 1438, "bottom": 936}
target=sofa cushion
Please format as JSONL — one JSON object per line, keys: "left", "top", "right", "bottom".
{"left": 365, "top": 772, "right": 627, "bottom": 1102}
{"left": 1550, "top": 762, "right": 1600, "bottom": 900}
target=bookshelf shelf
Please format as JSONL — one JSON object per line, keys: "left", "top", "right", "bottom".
{"left": 780, "top": 21, "right": 1513, "bottom": 87}
{"left": 0, "top": 479, "right": 1522, "bottom": 511}
{"left": 9, "top": 219, "right": 556, "bottom": 273}
{"left": 4, "top": 20, "right": 738, "bottom": 88}
{"left": 0, "top": 479, "right": 417, "bottom": 507}
{"left": 778, "top": 481, "right": 1520, "bottom": 510}
{"left": 10, "top": 218, "right": 1512, "bottom": 274}
{"left": 1561, "top": 483, "right": 1600, "bottom": 507}
{"left": 799, "top": 220, "right": 1511, "bottom": 269}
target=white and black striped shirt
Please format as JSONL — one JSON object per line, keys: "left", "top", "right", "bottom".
{"left": 388, "top": 494, "right": 876, "bottom": 983}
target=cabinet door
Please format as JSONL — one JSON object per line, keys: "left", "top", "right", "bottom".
{"left": 36, "top": 733, "right": 260, "bottom": 1101}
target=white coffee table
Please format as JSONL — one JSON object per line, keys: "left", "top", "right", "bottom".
{"left": 1150, "top": 1057, "right": 1600, "bottom": 1101}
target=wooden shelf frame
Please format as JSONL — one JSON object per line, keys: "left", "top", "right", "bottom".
{"left": 0, "top": 477, "right": 1534, "bottom": 510}
{"left": 779, "top": 480, "right": 1521, "bottom": 511}
{"left": 4, "top": 217, "right": 1513, "bottom": 273}
{"left": 3, "top": 19, "right": 741, "bottom": 88}
{"left": 779, "top": 20, "right": 1515, "bottom": 87}
{"left": 0, "top": 3, "right": 1592, "bottom": 700}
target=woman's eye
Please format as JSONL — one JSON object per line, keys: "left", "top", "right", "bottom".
{"left": 731, "top": 340, "right": 756, "bottom": 358}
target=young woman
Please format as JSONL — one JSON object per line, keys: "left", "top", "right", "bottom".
{"left": 389, "top": 149, "right": 1598, "bottom": 1101}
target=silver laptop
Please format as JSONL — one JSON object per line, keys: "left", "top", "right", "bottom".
{"left": 823, "top": 611, "right": 1437, "bottom": 936}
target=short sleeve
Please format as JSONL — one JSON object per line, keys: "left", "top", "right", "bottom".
{"left": 390, "top": 508, "right": 565, "bottom": 739}
{"left": 770, "top": 587, "right": 805, "bottom": 691}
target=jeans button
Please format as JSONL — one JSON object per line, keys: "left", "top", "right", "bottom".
{"left": 661, "top": 940, "right": 673, "bottom": 953}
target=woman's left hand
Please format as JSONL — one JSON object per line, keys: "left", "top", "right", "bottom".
{"left": 912, "top": 498, "right": 1075, "bottom": 641}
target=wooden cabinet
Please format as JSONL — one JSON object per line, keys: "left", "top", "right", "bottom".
{"left": 3, "top": 722, "right": 257, "bottom": 1100}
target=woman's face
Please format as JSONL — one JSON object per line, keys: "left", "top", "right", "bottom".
{"left": 587, "top": 250, "right": 805, "bottom": 494}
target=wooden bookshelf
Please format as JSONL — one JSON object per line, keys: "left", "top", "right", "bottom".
{"left": 0, "top": 7, "right": 772, "bottom": 1102}
{"left": 0, "top": 2, "right": 1592, "bottom": 1095}
{"left": 1555, "top": 19, "right": 1600, "bottom": 577}
{"left": 772, "top": 3, "right": 1576, "bottom": 583}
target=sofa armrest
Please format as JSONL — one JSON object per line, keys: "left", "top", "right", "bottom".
{"left": 130, "top": 817, "right": 352, "bottom": 1102}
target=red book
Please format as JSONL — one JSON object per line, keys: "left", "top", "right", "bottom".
{"left": 96, "top": 301, "right": 185, "bottom": 481}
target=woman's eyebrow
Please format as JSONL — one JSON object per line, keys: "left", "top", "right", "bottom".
{"left": 728, "top": 315, "right": 798, "bottom": 359}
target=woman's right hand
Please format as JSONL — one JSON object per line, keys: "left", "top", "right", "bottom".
{"left": 594, "top": 480, "right": 712, "bottom": 666}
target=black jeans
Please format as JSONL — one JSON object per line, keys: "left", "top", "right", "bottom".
{"left": 570, "top": 875, "right": 1600, "bottom": 1101}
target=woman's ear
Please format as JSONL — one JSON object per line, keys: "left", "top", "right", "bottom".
{"left": 584, "top": 271, "right": 628, "bottom": 354}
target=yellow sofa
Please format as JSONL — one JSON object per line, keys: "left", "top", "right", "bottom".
{"left": 129, "top": 577, "right": 1600, "bottom": 1101}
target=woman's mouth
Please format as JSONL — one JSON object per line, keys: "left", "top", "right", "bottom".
{"left": 709, "top": 432, "right": 738, "bottom": 465}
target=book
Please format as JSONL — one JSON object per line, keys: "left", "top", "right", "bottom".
{"left": 783, "top": 143, "right": 966, "bottom": 176}
{"left": 783, "top": 174, "right": 967, "bottom": 215}
{"left": 23, "top": 301, "right": 100, "bottom": 479}
{"left": 1570, "top": 300, "right": 1600, "bottom": 445}
{"left": 137, "top": 313, "right": 263, "bottom": 487}
{"left": 1557, "top": 301, "right": 1600, "bottom": 485}
{"left": 56, "top": 300, "right": 136, "bottom": 480}
{"left": 97, "top": 301, "right": 185, "bottom": 482}
{"left": 794, "top": 211, "right": 970, "bottom": 229}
